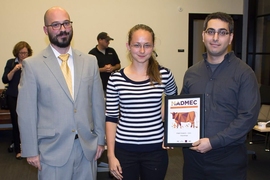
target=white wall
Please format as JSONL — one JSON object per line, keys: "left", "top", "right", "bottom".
{"left": 0, "top": 0, "right": 243, "bottom": 90}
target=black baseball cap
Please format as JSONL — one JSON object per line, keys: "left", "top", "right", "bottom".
{"left": 97, "top": 32, "right": 114, "bottom": 41}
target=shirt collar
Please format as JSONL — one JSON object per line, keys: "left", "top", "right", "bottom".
{"left": 202, "top": 51, "right": 234, "bottom": 63}
{"left": 50, "top": 44, "right": 73, "bottom": 58}
{"left": 15, "top": 58, "right": 19, "bottom": 63}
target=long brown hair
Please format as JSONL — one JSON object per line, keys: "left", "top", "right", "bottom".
{"left": 128, "top": 24, "right": 161, "bottom": 85}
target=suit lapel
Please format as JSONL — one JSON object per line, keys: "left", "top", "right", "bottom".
{"left": 42, "top": 46, "right": 73, "bottom": 101}
{"left": 73, "top": 50, "right": 83, "bottom": 101}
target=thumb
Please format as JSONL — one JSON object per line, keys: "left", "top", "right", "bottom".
{"left": 192, "top": 140, "right": 200, "bottom": 146}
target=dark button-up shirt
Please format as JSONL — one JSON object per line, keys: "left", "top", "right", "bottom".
{"left": 181, "top": 52, "right": 260, "bottom": 149}
{"left": 89, "top": 46, "right": 120, "bottom": 91}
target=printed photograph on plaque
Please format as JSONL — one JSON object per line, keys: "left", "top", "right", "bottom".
{"left": 164, "top": 94, "right": 205, "bottom": 147}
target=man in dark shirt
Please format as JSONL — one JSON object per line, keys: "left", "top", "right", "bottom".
{"left": 180, "top": 12, "right": 260, "bottom": 180}
{"left": 89, "top": 32, "right": 121, "bottom": 92}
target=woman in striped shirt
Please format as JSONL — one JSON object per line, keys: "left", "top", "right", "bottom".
{"left": 106, "top": 24, "right": 178, "bottom": 180}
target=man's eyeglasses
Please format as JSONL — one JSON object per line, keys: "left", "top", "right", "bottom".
{"left": 204, "top": 29, "right": 230, "bottom": 37}
{"left": 46, "top": 21, "right": 73, "bottom": 30}
{"left": 130, "top": 44, "right": 153, "bottom": 50}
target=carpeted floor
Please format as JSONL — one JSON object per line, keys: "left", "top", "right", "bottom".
{"left": 0, "top": 130, "right": 269, "bottom": 180}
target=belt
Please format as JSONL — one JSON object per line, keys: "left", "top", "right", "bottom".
{"left": 75, "top": 134, "right": 79, "bottom": 139}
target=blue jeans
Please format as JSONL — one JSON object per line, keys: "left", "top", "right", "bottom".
{"left": 115, "top": 147, "right": 168, "bottom": 180}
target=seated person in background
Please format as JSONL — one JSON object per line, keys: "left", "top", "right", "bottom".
{"left": 89, "top": 32, "right": 121, "bottom": 92}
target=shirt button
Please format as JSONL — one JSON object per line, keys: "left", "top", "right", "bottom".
{"left": 72, "top": 130, "right": 75, "bottom": 132}
{"left": 74, "top": 109, "right": 77, "bottom": 113}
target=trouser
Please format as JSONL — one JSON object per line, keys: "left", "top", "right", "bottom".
{"left": 7, "top": 95, "right": 20, "bottom": 154}
{"left": 38, "top": 139, "right": 97, "bottom": 180}
{"left": 182, "top": 144, "right": 247, "bottom": 180}
{"left": 115, "top": 147, "right": 168, "bottom": 180}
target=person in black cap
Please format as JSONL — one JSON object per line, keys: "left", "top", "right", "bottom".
{"left": 89, "top": 32, "right": 121, "bottom": 92}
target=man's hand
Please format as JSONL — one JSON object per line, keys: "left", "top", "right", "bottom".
{"left": 104, "top": 64, "right": 114, "bottom": 73}
{"left": 27, "top": 155, "right": 41, "bottom": 170}
{"left": 95, "top": 145, "right": 105, "bottom": 160}
{"left": 190, "top": 138, "right": 212, "bottom": 153}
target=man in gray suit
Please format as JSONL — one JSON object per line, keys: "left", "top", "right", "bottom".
{"left": 17, "top": 6, "right": 105, "bottom": 180}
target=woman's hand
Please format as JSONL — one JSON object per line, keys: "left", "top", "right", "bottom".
{"left": 14, "top": 64, "right": 22, "bottom": 71}
{"left": 7, "top": 64, "right": 22, "bottom": 81}
{"left": 108, "top": 156, "right": 123, "bottom": 180}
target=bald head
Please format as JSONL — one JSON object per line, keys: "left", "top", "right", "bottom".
{"left": 43, "top": 6, "right": 73, "bottom": 52}
{"left": 44, "top": 6, "right": 70, "bottom": 26}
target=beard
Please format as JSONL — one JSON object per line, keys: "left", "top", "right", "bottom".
{"left": 48, "top": 30, "right": 73, "bottom": 48}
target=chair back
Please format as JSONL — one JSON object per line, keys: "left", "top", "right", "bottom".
{"left": 258, "top": 104, "right": 270, "bottom": 123}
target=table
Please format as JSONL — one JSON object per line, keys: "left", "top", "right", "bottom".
{"left": 251, "top": 125, "right": 270, "bottom": 151}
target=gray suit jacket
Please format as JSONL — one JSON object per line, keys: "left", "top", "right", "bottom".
{"left": 17, "top": 46, "right": 105, "bottom": 166}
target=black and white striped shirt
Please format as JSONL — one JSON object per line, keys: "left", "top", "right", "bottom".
{"left": 106, "top": 66, "right": 177, "bottom": 152}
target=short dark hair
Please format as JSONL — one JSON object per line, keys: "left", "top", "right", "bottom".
{"left": 13, "top": 41, "right": 33, "bottom": 57}
{"left": 203, "top": 12, "right": 234, "bottom": 33}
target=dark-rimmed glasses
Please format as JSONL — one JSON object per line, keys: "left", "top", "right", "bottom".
{"left": 204, "top": 28, "right": 230, "bottom": 37}
{"left": 46, "top": 21, "right": 73, "bottom": 30}
{"left": 19, "top": 52, "right": 29, "bottom": 56}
